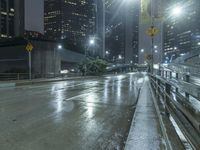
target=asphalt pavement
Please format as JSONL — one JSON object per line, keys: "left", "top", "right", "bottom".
{"left": 0, "top": 73, "right": 144, "bottom": 150}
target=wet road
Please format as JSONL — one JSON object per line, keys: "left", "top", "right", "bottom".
{"left": 0, "top": 73, "right": 144, "bottom": 150}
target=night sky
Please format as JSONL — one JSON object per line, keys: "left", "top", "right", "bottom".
{"left": 25, "top": 0, "right": 44, "bottom": 34}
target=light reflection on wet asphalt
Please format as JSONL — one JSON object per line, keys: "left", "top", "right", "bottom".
{"left": 0, "top": 73, "right": 144, "bottom": 150}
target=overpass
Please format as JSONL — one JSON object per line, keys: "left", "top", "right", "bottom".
{"left": 0, "top": 38, "right": 86, "bottom": 77}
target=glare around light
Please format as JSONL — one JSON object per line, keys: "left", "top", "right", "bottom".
{"left": 89, "top": 39, "right": 95, "bottom": 45}
{"left": 180, "top": 53, "right": 186, "bottom": 56}
{"left": 118, "top": 55, "right": 122, "bottom": 59}
{"left": 58, "top": 45, "right": 62, "bottom": 49}
{"left": 172, "top": 6, "right": 182, "bottom": 16}
{"left": 141, "top": 49, "right": 144, "bottom": 53}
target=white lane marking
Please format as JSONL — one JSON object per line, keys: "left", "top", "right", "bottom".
{"left": 63, "top": 89, "right": 103, "bottom": 101}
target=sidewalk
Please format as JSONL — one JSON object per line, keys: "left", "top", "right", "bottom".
{"left": 125, "top": 77, "right": 165, "bottom": 150}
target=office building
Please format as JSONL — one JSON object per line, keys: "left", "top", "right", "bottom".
{"left": 163, "top": 0, "right": 200, "bottom": 62}
{"left": 44, "top": 0, "right": 96, "bottom": 53}
{"left": 105, "top": 0, "right": 139, "bottom": 63}
{"left": 0, "top": 0, "right": 24, "bottom": 38}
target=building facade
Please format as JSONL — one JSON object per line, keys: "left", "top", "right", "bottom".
{"left": 125, "top": 0, "right": 139, "bottom": 64}
{"left": 44, "top": 0, "right": 96, "bottom": 54}
{"left": 163, "top": 0, "right": 200, "bottom": 62}
{"left": 105, "top": 0, "right": 139, "bottom": 63}
{"left": 0, "top": 0, "right": 24, "bottom": 38}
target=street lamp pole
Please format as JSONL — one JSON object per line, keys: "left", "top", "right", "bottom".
{"left": 151, "top": 0, "right": 155, "bottom": 74}
{"left": 54, "top": 47, "right": 56, "bottom": 77}
{"left": 54, "top": 44, "right": 62, "bottom": 77}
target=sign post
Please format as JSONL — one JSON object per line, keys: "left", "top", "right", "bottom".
{"left": 146, "top": 26, "right": 160, "bottom": 73}
{"left": 25, "top": 42, "right": 33, "bottom": 80}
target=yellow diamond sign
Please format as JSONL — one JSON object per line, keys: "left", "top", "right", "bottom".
{"left": 146, "top": 26, "right": 160, "bottom": 37}
{"left": 26, "top": 42, "right": 33, "bottom": 52}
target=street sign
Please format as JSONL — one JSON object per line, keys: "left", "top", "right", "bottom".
{"left": 145, "top": 53, "right": 152, "bottom": 60}
{"left": 25, "top": 42, "right": 33, "bottom": 80}
{"left": 146, "top": 26, "right": 160, "bottom": 37}
{"left": 26, "top": 42, "right": 33, "bottom": 52}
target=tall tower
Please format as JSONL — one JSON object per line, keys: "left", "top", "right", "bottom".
{"left": 0, "top": 0, "right": 24, "bottom": 38}
{"left": 95, "top": 0, "right": 105, "bottom": 58}
{"left": 104, "top": 0, "right": 139, "bottom": 63}
{"left": 125, "top": 0, "right": 139, "bottom": 64}
{"left": 163, "top": 0, "right": 200, "bottom": 62}
{"left": 44, "top": 0, "right": 96, "bottom": 53}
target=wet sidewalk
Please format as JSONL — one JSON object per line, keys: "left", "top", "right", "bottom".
{"left": 125, "top": 77, "right": 165, "bottom": 150}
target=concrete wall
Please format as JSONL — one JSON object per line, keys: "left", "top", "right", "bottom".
{"left": 0, "top": 40, "right": 86, "bottom": 74}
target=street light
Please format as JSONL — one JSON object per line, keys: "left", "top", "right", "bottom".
{"left": 58, "top": 44, "right": 62, "bottom": 49}
{"left": 85, "top": 37, "right": 96, "bottom": 57}
{"left": 54, "top": 44, "right": 62, "bottom": 77}
{"left": 172, "top": 6, "right": 182, "bottom": 17}
{"left": 89, "top": 39, "right": 95, "bottom": 45}
{"left": 118, "top": 55, "right": 122, "bottom": 60}
{"left": 140, "top": 49, "right": 144, "bottom": 53}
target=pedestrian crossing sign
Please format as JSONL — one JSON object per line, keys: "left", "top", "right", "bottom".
{"left": 146, "top": 26, "right": 160, "bottom": 37}
{"left": 26, "top": 42, "right": 33, "bottom": 52}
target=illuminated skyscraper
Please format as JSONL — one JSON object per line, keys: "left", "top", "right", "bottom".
{"left": 163, "top": 0, "right": 200, "bottom": 61}
{"left": 105, "top": 0, "right": 139, "bottom": 63}
{"left": 0, "top": 0, "right": 24, "bottom": 38}
{"left": 44, "top": 0, "right": 96, "bottom": 53}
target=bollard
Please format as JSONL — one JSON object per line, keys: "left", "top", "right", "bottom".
{"left": 165, "top": 71, "right": 168, "bottom": 78}
{"left": 165, "top": 83, "right": 171, "bottom": 117}
{"left": 162, "top": 70, "right": 164, "bottom": 77}
{"left": 157, "top": 79, "right": 161, "bottom": 99}
{"left": 169, "top": 72, "right": 172, "bottom": 79}
{"left": 185, "top": 93, "right": 190, "bottom": 100}
{"left": 176, "top": 72, "right": 178, "bottom": 80}
{"left": 185, "top": 74, "right": 190, "bottom": 83}
{"left": 185, "top": 75, "right": 190, "bottom": 99}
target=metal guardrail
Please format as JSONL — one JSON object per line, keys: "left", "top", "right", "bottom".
{"left": 173, "top": 48, "right": 200, "bottom": 64}
{"left": 149, "top": 74, "right": 200, "bottom": 149}
{"left": 168, "top": 63, "right": 200, "bottom": 77}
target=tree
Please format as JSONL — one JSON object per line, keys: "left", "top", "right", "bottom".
{"left": 78, "top": 58, "right": 107, "bottom": 76}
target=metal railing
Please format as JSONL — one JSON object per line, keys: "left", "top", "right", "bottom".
{"left": 149, "top": 74, "right": 200, "bottom": 149}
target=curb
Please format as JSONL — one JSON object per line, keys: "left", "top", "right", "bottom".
{"left": 0, "top": 76, "right": 97, "bottom": 88}
{"left": 0, "top": 83, "right": 16, "bottom": 88}
{"left": 124, "top": 81, "right": 144, "bottom": 150}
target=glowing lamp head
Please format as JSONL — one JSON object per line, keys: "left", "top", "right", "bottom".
{"left": 58, "top": 45, "right": 62, "bottom": 49}
{"left": 89, "top": 39, "right": 95, "bottom": 45}
{"left": 172, "top": 6, "right": 182, "bottom": 16}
